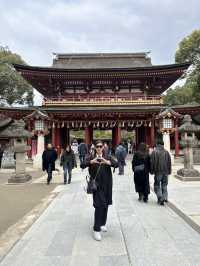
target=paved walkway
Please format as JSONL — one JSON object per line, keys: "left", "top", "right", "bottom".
{"left": 1, "top": 162, "right": 200, "bottom": 266}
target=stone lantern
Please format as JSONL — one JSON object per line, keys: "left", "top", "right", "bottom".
{"left": 0, "top": 119, "right": 32, "bottom": 183}
{"left": 176, "top": 114, "right": 200, "bottom": 181}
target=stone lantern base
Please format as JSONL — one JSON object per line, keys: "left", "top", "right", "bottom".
{"left": 8, "top": 173, "right": 32, "bottom": 183}
{"left": 176, "top": 168, "right": 200, "bottom": 181}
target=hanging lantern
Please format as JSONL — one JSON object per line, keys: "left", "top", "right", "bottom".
{"left": 34, "top": 120, "right": 44, "bottom": 131}
{"left": 61, "top": 121, "right": 65, "bottom": 128}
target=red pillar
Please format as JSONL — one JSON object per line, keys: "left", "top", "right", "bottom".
{"left": 150, "top": 119, "right": 155, "bottom": 148}
{"left": 56, "top": 127, "right": 61, "bottom": 155}
{"left": 175, "top": 119, "right": 179, "bottom": 157}
{"left": 145, "top": 127, "right": 151, "bottom": 147}
{"left": 135, "top": 127, "right": 138, "bottom": 148}
{"left": 116, "top": 127, "right": 121, "bottom": 145}
{"left": 85, "top": 126, "right": 93, "bottom": 144}
{"left": 89, "top": 126, "right": 93, "bottom": 143}
{"left": 112, "top": 127, "right": 116, "bottom": 148}
{"left": 52, "top": 125, "right": 56, "bottom": 147}
{"left": 112, "top": 126, "right": 121, "bottom": 148}
{"left": 66, "top": 128, "right": 70, "bottom": 145}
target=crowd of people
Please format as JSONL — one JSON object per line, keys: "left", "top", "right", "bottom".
{"left": 42, "top": 138, "right": 171, "bottom": 241}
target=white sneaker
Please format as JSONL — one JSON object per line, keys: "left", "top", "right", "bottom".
{"left": 93, "top": 231, "right": 102, "bottom": 241}
{"left": 100, "top": 226, "right": 107, "bottom": 232}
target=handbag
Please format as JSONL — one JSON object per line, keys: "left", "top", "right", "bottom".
{"left": 85, "top": 165, "right": 101, "bottom": 194}
{"left": 134, "top": 164, "right": 145, "bottom": 172}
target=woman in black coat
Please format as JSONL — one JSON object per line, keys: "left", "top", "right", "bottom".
{"left": 42, "top": 143, "right": 58, "bottom": 185}
{"left": 82, "top": 140, "right": 118, "bottom": 241}
{"left": 132, "top": 143, "right": 150, "bottom": 202}
{"left": 60, "top": 144, "right": 77, "bottom": 184}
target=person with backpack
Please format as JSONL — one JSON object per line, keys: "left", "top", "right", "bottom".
{"left": 150, "top": 139, "right": 171, "bottom": 206}
{"left": 115, "top": 143, "right": 127, "bottom": 175}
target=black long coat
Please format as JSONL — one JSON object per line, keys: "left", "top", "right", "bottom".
{"left": 82, "top": 154, "right": 118, "bottom": 208}
{"left": 42, "top": 148, "right": 57, "bottom": 171}
{"left": 132, "top": 152, "right": 150, "bottom": 195}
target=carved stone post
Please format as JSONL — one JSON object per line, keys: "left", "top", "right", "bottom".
{"left": 176, "top": 115, "right": 200, "bottom": 181}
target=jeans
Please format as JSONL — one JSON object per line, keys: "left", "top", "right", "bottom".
{"left": 63, "top": 166, "right": 72, "bottom": 184}
{"left": 154, "top": 174, "right": 168, "bottom": 201}
{"left": 47, "top": 164, "right": 52, "bottom": 184}
{"left": 118, "top": 161, "right": 124, "bottom": 175}
{"left": 93, "top": 206, "right": 108, "bottom": 232}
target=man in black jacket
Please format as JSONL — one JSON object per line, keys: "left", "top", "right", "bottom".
{"left": 150, "top": 139, "right": 171, "bottom": 205}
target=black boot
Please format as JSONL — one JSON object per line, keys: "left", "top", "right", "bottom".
{"left": 143, "top": 196, "right": 148, "bottom": 203}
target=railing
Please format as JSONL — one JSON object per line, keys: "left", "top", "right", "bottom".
{"left": 43, "top": 95, "right": 163, "bottom": 106}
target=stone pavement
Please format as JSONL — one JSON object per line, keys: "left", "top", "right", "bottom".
{"left": 167, "top": 163, "right": 200, "bottom": 232}
{"left": 1, "top": 162, "right": 200, "bottom": 266}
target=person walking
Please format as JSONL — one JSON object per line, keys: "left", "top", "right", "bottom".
{"left": 115, "top": 143, "right": 127, "bottom": 175}
{"left": 81, "top": 140, "right": 118, "bottom": 241}
{"left": 42, "top": 143, "right": 58, "bottom": 185}
{"left": 132, "top": 143, "right": 150, "bottom": 202}
{"left": 60, "top": 144, "right": 77, "bottom": 184}
{"left": 150, "top": 139, "right": 171, "bottom": 205}
{"left": 78, "top": 142, "right": 88, "bottom": 166}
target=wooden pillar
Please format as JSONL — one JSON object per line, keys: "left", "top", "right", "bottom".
{"left": 116, "top": 127, "right": 121, "bottom": 145}
{"left": 175, "top": 119, "right": 179, "bottom": 157}
{"left": 150, "top": 119, "right": 155, "bottom": 148}
{"left": 145, "top": 127, "right": 151, "bottom": 147}
{"left": 112, "top": 127, "right": 116, "bottom": 148}
{"left": 85, "top": 126, "right": 93, "bottom": 144}
{"left": 51, "top": 124, "right": 56, "bottom": 147}
{"left": 135, "top": 127, "right": 138, "bottom": 148}
{"left": 112, "top": 126, "right": 121, "bottom": 148}
{"left": 66, "top": 128, "right": 70, "bottom": 145}
{"left": 89, "top": 126, "right": 93, "bottom": 143}
{"left": 55, "top": 127, "right": 61, "bottom": 155}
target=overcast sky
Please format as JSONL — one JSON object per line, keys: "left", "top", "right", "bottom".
{"left": 0, "top": 0, "right": 199, "bottom": 67}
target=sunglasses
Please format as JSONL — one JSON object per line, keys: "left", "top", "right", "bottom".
{"left": 96, "top": 145, "right": 103, "bottom": 148}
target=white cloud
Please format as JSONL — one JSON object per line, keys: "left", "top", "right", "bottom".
{"left": 0, "top": 0, "right": 199, "bottom": 67}
{"left": 0, "top": 0, "right": 199, "bottom": 105}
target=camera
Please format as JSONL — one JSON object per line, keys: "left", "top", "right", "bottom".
{"left": 97, "top": 158, "right": 102, "bottom": 163}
